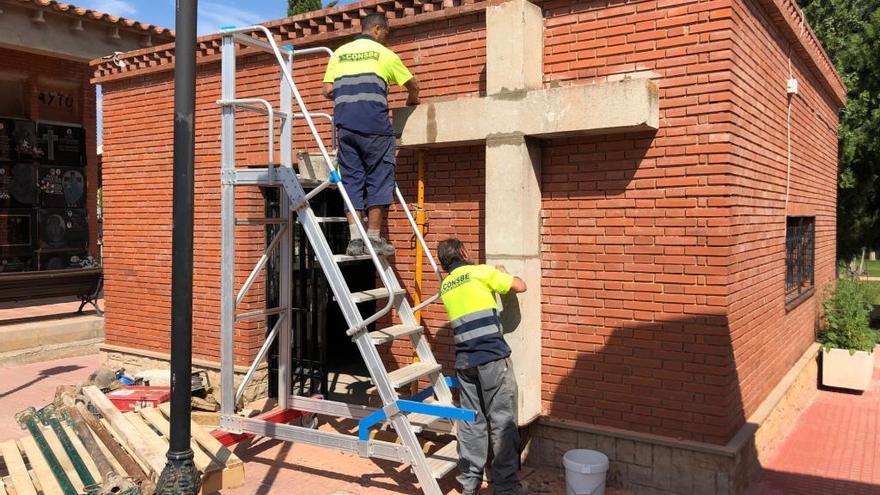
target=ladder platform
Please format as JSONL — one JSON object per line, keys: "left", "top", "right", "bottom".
{"left": 426, "top": 440, "right": 459, "bottom": 479}
{"left": 231, "top": 168, "right": 327, "bottom": 189}
{"left": 236, "top": 217, "right": 288, "bottom": 225}
{"left": 383, "top": 363, "right": 441, "bottom": 389}
{"left": 370, "top": 324, "right": 423, "bottom": 345}
{"left": 333, "top": 254, "right": 373, "bottom": 263}
{"left": 350, "top": 287, "right": 406, "bottom": 304}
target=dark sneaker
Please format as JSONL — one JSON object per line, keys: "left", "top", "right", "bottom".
{"left": 345, "top": 238, "right": 365, "bottom": 256}
{"left": 369, "top": 237, "right": 395, "bottom": 256}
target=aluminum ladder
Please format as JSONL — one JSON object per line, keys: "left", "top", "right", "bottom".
{"left": 215, "top": 26, "right": 475, "bottom": 495}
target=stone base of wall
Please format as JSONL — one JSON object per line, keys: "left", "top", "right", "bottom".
{"left": 527, "top": 343, "right": 820, "bottom": 495}
{"left": 0, "top": 315, "right": 104, "bottom": 367}
{"left": 100, "top": 344, "right": 270, "bottom": 406}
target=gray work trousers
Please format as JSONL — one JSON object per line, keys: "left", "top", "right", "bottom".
{"left": 456, "top": 357, "right": 521, "bottom": 494}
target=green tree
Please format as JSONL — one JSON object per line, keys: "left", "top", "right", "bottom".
{"left": 288, "top": 0, "right": 337, "bottom": 16}
{"left": 799, "top": 1, "right": 880, "bottom": 259}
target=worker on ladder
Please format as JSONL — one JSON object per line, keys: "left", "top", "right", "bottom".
{"left": 322, "top": 13, "right": 420, "bottom": 257}
{"left": 437, "top": 238, "right": 529, "bottom": 495}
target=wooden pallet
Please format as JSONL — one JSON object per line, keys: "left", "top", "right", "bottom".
{"left": 0, "top": 391, "right": 244, "bottom": 495}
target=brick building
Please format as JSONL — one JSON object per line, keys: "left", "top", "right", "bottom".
{"left": 93, "top": 0, "right": 844, "bottom": 492}
{"left": 0, "top": 1, "right": 172, "bottom": 277}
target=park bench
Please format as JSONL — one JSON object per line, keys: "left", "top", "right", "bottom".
{"left": 0, "top": 267, "right": 103, "bottom": 315}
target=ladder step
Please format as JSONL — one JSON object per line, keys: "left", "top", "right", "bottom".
{"left": 350, "top": 287, "right": 406, "bottom": 304}
{"left": 333, "top": 254, "right": 373, "bottom": 263}
{"left": 426, "top": 440, "right": 460, "bottom": 479}
{"left": 369, "top": 324, "right": 423, "bottom": 345}
{"left": 315, "top": 216, "right": 348, "bottom": 223}
{"left": 407, "top": 411, "right": 450, "bottom": 434}
{"left": 383, "top": 410, "right": 450, "bottom": 434}
{"left": 383, "top": 362, "right": 441, "bottom": 389}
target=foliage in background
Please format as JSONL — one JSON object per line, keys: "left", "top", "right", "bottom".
{"left": 288, "top": 0, "right": 338, "bottom": 16}
{"left": 820, "top": 278, "right": 878, "bottom": 352}
{"left": 798, "top": 1, "right": 880, "bottom": 259}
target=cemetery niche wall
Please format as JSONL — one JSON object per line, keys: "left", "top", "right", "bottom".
{"left": 0, "top": 118, "right": 88, "bottom": 272}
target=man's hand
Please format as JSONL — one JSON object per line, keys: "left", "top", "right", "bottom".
{"left": 404, "top": 78, "right": 420, "bottom": 106}
{"left": 494, "top": 264, "right": 509, "bottom": 274}
{"left": 322, "top": 82, "right": 334, "bottom": 100}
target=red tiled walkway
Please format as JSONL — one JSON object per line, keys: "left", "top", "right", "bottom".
{"left": 0, "top": 354, "right": 99, "bottom": 441}
{"left": 749, "top": 345, "right": 880, "bottom": 495}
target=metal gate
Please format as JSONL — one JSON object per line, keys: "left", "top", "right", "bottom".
{"left": 265, "top": 186, "right": 374, "bottom": 399}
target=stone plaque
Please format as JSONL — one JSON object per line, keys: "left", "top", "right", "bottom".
{"left": 9, "top": 120, "right": 41, "bottom": 161}
{"left": 39, "top": 250, "right": 87, "bottom": 271}
{"left": 39, "top": 165, "right": 85, "bottom": 208}
{"left": 0, "top": 119, "right": 16, "bottom": 162}
{"left": 36, "top": 123, "right": 84, "bottom": 167}
{"left": 38, "top": 208, "right": 88, "bottom": 249}
{"left": 0, "top": 255, "right": 34, "bottom": 272}
{"left": 0, "top": 163, "right": 37, "bottom": 207}
{"left": 0, "top": 210, "right": 34, "bottom": 248}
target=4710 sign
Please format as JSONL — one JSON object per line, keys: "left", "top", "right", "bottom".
{"left": 38, "top": 91, "right": 75, "bottom": 110}
{"left": 35, "top": 87, "right": 80, "bottom": 123}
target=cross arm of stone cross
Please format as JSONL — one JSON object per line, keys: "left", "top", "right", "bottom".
{"left": 392, "top": 79, "right": 659, "bottom": 147}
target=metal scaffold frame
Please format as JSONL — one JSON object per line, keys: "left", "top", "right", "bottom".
{"left": 214, "top": 25, "right": 475, "bottom": 495}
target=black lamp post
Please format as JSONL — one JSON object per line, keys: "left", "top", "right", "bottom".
{"left": 156, "top": 0, "right": 200, "bottom": 493}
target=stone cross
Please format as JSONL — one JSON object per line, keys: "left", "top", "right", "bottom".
{"left": 394, "top": 0, "right": 659, "bottom": 423}
{"left": 42, "top": 128, "right": 58, "bottom": 161}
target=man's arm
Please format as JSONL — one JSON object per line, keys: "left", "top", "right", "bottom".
{"left": 494, "top": 265, "right": 527, "bottom": 293}
{"left": 509, "top": 276, "right": 527, "bottom": 293}
{"left": 322, "top": 82, "right": 334, "bottom": 100}
{"left": 404, "top": 78, "right": 420, "bottom": 106}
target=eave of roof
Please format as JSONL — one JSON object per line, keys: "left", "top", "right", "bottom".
{"left": 90, "top": 0, "right": 486, "bottom": 83}
{"left": 88, "top": 0, "right": 845, "bottom": 108}
{"left": 9, "top": 0, "right": 174, "bottom": 39}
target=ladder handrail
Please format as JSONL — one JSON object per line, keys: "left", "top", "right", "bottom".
{"left": 221, "top": 25, "right": 395, "bottom": 332}
{"left": 394, "top": 186, "right": 444, "bottom": 311}
{"left": 293, "top": 112, "right": 336, "bottom": 153}
{"left": 217, "top": 97, "right": 278, "bottom": 168}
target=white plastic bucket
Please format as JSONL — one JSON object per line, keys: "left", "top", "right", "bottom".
{"left": 563, "top": 449, "right": 609, "bottom": 495}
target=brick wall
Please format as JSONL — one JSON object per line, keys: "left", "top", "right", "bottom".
{"left": 0, "top": 47, "right": 99, "bottom": 258}
{"left": 96, "top": 0, "right": 841, "bottom": 445}
{"left": 725, "top": 0, "right": 838, "bottom": 427}
{"left": 538, "top": 0, "right": 740, "bottom": 444}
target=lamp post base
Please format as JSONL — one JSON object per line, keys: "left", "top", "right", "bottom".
{"left": 156, "top": 455, "right": 201, "bottom": 495}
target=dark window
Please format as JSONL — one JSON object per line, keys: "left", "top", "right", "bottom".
{"left": 785, "top": 216, "right": 815, "bottom": 308}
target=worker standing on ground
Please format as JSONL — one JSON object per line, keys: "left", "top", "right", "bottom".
{"left": 437, "top": 238, "right": 529, "bottom": 495}
{"left": 322, "top": 13, "right": 419, "bottom": 257}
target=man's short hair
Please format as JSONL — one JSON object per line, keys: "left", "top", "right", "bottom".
{"left": 361, "top": 13, "right": 388, "bottom": 32}
{"left": 438, "top": 238, "right": 465, "bottom": 273}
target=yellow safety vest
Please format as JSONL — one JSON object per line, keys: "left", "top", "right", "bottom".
{"left": 440, "top": 262, "right": 514, "bottom": 369}
{"left": 322, "top": 35, "right": 413, "bottom": 135}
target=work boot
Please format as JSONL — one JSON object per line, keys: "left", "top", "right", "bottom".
{"left": 346, "top": 238, "right": 365, "bottom": 256}
{"left": 368, "top": 237, "right": 395, "bottom": 256}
